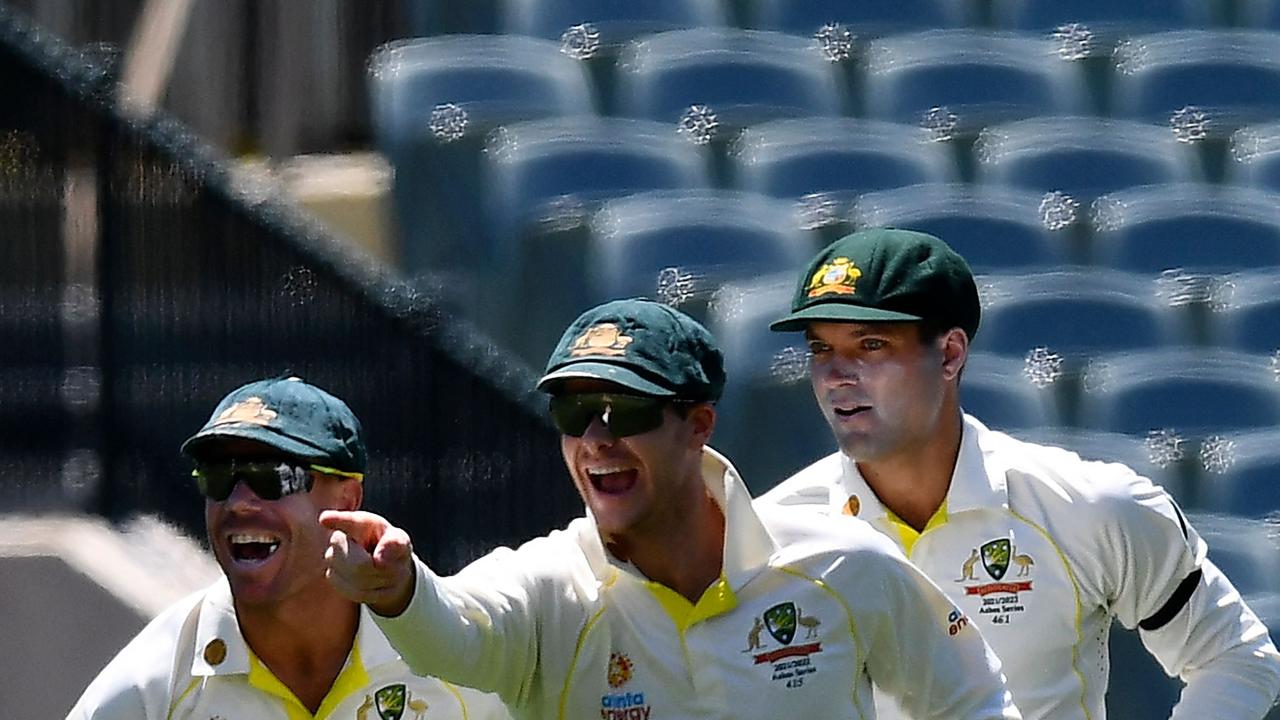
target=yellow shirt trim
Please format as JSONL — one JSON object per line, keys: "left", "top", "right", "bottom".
{"left": 645, "top": 573, "right": 738, "bottom": 632}
{"left": 885, "top": 500, "right": 949, "bottom": 555}
{"left": 246, "top": 642, "right": 370, "bottom": 720}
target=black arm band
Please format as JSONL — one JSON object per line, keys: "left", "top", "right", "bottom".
{"left": 1139, "top": 569, "right": 1202, "bottom": 631}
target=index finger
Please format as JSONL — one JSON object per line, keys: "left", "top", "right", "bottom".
{"left": 319, "top": 509, "right": 390, "bottom": 550}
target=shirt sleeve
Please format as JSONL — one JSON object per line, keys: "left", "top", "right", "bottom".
{"left": 1096, "top": 470, "right": 1280, "bottom": 719}
{"left": 845, "top": 538, "right": 1022, "bottom": 720}
{"left": 372, "top": 546, "right": 562, "bottom": 708}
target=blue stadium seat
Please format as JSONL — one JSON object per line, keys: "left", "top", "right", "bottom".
{"left": 1197, "top": 429, "right": 1280, "bottom": 518}
{"left": 1187, "top": 512, "right": 1280, "bottom": 596}
{"left": 854, "top": 184, "right": 1073, "bottom": 271}
{"left": 1091, "top": 185, "right": 1280, "bottom": 274}
{"left": 1079, "top": 349, "right": 1280, "bottom": 436}
{"left": 864, "top": 30, "right": 1088, "bottom": 131}
{"left": 1239, "top": 0, "right": 1280, "bottom": 29}
{"left": 406, "top": 0, "right": 501, "bottom": 34}
{"left": 486, "top": 116, "right": 713, "bottom": 263}
{"left": 708, "top": 273, "right": 836, "bottom": 493}
{"left": 482, "top": 116, "right": 713, "bottom": 363}
{"left": 1215, "top": 269, "right": 1280, "bottom": 354}
{"left": 991, "top": 0, "right": 1210, "bottom": 33}
{"left": 1016, "top": 427, "right": 1187, "bottom": 503}
{"left": 368, "top": 36, "right": 595, "bottom": 277}
{"left": 975, "top": 269, "right": 1184, "bottom": 360}
{"left": 975, "top": 117, "right": 1198, "bottom": 208}
{"left": 1111, "top": 31, "right": 1280, "bottom": 130}
{"left": 498, "top": 0, "right": 727, "bottom": 113}
{"left": 751, "top": 0, "right": 967, "bottom": 37}
{"left": 1227, "top": 121, "right": 1280, "bottom": 191}
{"left": 500, "top": 0, "right": 725, "bottom": 42}
{"left": 586, "top": 190, "right": 815, "bottom": 318}
{"left": 731, "top": 118, "right": 956, "bottom": 237}
{"left": 615, "top": 27, "right": 845, "bottom": 129}
{"left": 961, "top": 352, "right": 1059, "bottom": 429}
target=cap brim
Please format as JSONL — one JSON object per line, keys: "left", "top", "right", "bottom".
{"left": 536, "top": 361, "right": 675, "bottom": 397}
{"left": 180, "top": 424, "right": 329, "bottom": 462}
{"left": 769, "top": 303, "right": 923, "bottom": 332}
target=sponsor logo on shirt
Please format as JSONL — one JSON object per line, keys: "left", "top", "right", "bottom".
{"left": 601, "top": 652, "right": 651, "bottom": 719}
{"left": 745, "top": 602, "right": 825, "bottom": 688}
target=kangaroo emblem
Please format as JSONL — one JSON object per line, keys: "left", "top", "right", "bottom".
{"left": 356, "top": 694, "right": 374, "bottom": 720}
{"left": 744, "top": 616, "right": 764, "bottom": 651}
{"left": 1012, "top": 546, "right": 1035, "bottom": 577}
{"left": 408, "top": 696, "right": 430, "bottom": 719}
{"left": 957, "top": 548, "right": 980, "bottom": 582}
{"left": 797, "top": 607, "right": 821, "bottom": 639}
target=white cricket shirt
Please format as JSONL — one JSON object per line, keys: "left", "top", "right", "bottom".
{"left": 761, "top": 414, "right": 1280, "bottom": 720}
{"left": 374, "top": 447, "right": 1021, "bottom": 720}
{"left": 67, "top": 578, "right": 512, "bottom": 720}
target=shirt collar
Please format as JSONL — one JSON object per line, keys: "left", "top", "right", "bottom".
{"left": 832, "top": 414, "right": 1010, "bottom": 522}
{"left": 581, "top": 445, "right": 780, "bottom": 592}
{"left": 191, "top": 577, "right": 398, "bottom": 677}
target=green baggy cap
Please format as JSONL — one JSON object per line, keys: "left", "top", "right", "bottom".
{"left": 180, "top": 376, "right": 367, "bottom": 473}
{"left": 537, "top": 298, "right": 726, "bottom": 401}
{"left": 770, "top": 228, "right": 980, "bottom": 339}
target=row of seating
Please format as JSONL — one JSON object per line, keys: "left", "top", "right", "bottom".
{"left": 411, "top": 0, "right": 1280, "bottom": 37}
{"left": 373, "top": 28, "right": 1280, "bottom": 125}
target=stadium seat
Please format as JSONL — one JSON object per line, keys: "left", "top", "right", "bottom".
{"left": 615, "top": 27, "right": 845, "bottom": 132}
{"left": 1214, "top": 269, "right": 1280, "bottom": 354}
{"left": 368, "top": 36, "right": 595, "bottom": 277}
{"left": 586, "top": 190, "right": 815, "bottom": 320}
{"left": 975, "top": 269, "right": 1184, "bottom": 360}
{"left": 731, "top": 118, "right": 957, "bottom": 239}
{"left": 498, "top": 0, "right": 727, "bottom": 113}
{"left": 1111, "top": 31, "right": 1280, "bottom": 130}
{"left": 406, "top": 0, "right": 502, "bottom": 34}
{"left": 708, "top": 273, "right": 836, "bottom": 493}
{"left": 1196, "top": 428, "right": 1280, "bottom": 518}
{"left": 482, "top": 116, "right": 713, "bottom": 363}
{"left": 500, "top": 0, "right": 725, "bottom": 42}
{"left": 961, "top": 352, "right": 1059, "bottom": 430}
{"left": 1239, "top": 0, "right": 1280, "bottom": 29}
{"left": 1090, "top": 184, "right": 1280, "bottom": 274}
{"left": 750, "top": 0, "right": 967, "bottom": 37}
{"left": 975, "top": 117, "right": 1198, "bottom": 212}
{"left": 863, "top": 30, "right": 1088, "bottom": 131}
{"left": 991, "top": 0, "right": 1211, "bottom": 34}
{"left": 1016, "top": 427, "right": 1187, "bottom": 503}
{"left": 854, "top": 184, "right": 1074, "bottom": 271}
{"left": 1078, "top": 349, "right": 1280, "bottom": 437}
{"left": 1187, "top": 512, "right": 1280, "bottom": 596}
{"left": 1227, "top": 120, "right": 1280, "bottom": 191}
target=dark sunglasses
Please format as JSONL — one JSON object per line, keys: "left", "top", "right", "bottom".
{"left": 548, "top": 393, "right": 678, "bottom": 439}
{"left": 193, "top": 460, "right": 316, "bottom": 501}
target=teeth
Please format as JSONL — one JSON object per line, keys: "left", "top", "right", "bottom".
{"left": 587, "top": 466, "right": 630, "bottom": 476}
{"left": 229, "top": 533, "right": 279, "bottom": 545}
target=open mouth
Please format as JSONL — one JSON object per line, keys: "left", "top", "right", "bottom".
{"left": 228, "top": 532, "right": 281, "bottom": 563}
{"left": 586, "top": 466, "right": 638, "bottom": 495}
{"left": 833, "top": 405, "right": 870, "bottom": 419}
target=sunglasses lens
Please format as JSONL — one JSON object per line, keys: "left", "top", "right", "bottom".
{"left": 195, "top": 462, "right": 312, "bottom": 500}
{"left": 548, "top": 394, "right": 667, "bottom": 439}
{"left": 548, "top": 396, "right": 595, "bottom": 437}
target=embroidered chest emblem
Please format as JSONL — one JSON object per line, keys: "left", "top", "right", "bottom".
{"left": 955, "top": 537, "right": 1037, "bottom": 627}
{"left": 746, "top": 602, "right": 826, "bottom": 688}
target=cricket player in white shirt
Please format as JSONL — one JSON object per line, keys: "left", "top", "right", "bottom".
{"left": 760, "top": 228, "right": 1280, "bottom": 720}
{"left": 68, "top": 377, "right": 510, "bottom": 720}
{"left": 322, "top": 298, "right": 1021, "bottom": 719}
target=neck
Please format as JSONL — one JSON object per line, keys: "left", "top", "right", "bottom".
{"left": 235, "top": 580, "right": 359, "bottom": 712}
{"left": 606, "top": 477, "right": 726, "bottom": 604}
{"left": 856, "top": 407, "right": 964, "bottom": 532}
